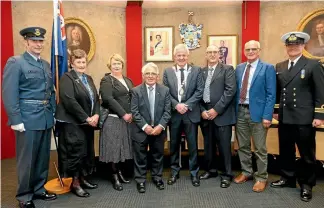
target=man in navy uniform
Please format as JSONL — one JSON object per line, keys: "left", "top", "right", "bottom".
{"left": 2, "top": 27, "right": 57, "bottom": 208}
{"left": 270, "top": 31, "right": 324, "bottom": 202}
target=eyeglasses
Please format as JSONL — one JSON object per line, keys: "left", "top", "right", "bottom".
{"left": 206, "top": 51, "right": 219, "bottom": 55}
{"left": 144, "top": 72, "right": 158, "bottom": 77}
{"left": 244, "top": 48, "right": 259, "bottom": 52}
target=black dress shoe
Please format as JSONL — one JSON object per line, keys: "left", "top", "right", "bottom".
{"left": 191, "top": 176, "right": 200, "bottom": 187}
{"left": 81, "top": 179, "right": 98, "bottom": 189}
{"left": 153, "top": 180, "right": 165, "bottom": 190}
{"left": 137, "top": 183, "right": 146, "bottom": 193}
{"left": 270, "top": 179, "right": 296, "bottom": 188}
{"left": 199, "top": 171, "right": 218, "bottom": 180}
{"left": 19, "top": 201, "right": 35, "bottom": 208}
{"left": 118, "top": 170, "right": 130, "bottom": 183}
{"left": 300, "top": 189, "right": 312, "bottom": 202}
{"left": 33, "top": 191, "right": 57, "bottom": 201}
{"left": 70, "top": 185, "right": 90, "bottom": 197}
{"left": 112, "top": 173, "right": 123, "bottom": 191}
{"left": 220, "top": 179, "right": 231, "bottom": 188}
{"left": 167, "top": 174, "right": 179, "bottom": 185}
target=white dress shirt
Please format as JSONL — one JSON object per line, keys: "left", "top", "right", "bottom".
{"left": 241, "top": 59, "right": 259, "bottom": 104}
{"left": 175, "top": 64, "right": 189, "bottom": 102}
{"left": 288, "top": 55, "right": 302, "bottom": 69}
{"left": 141, "top": 84, "right": 164, "bottom": 131}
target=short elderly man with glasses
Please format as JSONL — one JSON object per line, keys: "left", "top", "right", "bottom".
{"left": 131, "top": 63, "right": 171, "bottom": 193}
{"left": 199, "top": 45, "right": 237, "bottom": 188}
{"left": 234, "top": 40, "right": 276, "bottom": 192}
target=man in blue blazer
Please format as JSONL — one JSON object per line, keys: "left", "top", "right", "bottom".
{"left": 233, "top": 40, "right": 276, "bottom": 192}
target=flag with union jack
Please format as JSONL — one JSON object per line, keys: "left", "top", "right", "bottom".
{"left": 51, "top": 0, "right": 68, "bottom": 88}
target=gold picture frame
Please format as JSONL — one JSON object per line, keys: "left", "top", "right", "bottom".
{"left": 144, "top": 26, "right": 174, "bottom": 62}
{"left": 207, "top": 34, "right": 239, "bottom": 67}
{"left": 65, "top": 17, "right": 96, "bottom": 62}
{"left": 297, "top": 9, "right": 324, "bottom": 62}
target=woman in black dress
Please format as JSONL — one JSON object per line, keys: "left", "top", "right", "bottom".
{"left": 99, "top": 54, "right": 133, "bottom": 191}
{"left": 56, "top": 49, "right": 100, "bottom": 197}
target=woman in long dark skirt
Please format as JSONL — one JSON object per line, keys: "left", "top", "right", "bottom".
{"left": 56, "top": 49, "right": 100, "bottom": 197}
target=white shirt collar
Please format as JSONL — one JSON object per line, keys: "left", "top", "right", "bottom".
{"left": 27, "top": 51, "right": 40, "bottom": 61}
{"left": 146, "top": 83, "right": 156, "bottom": 89}
{"left": 208, "top": 63, "right": 218, "bottom": 70}
{"left": 176, "top": 64, "right": 188, "bottom": 71}
{"left": 289, "top": 55, "right": 302, "bottom": 66}
{"left": 247, "top": 59, "right": 259, "bottom": 68}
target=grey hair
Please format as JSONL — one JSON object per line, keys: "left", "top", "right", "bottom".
{"left": 206, "top": 45, "right": 219, "bottom": 52}
{"left": 173, "top": 44, "right": 189, "bottom": 55}
{"left": 244, "top": 40, "right": 261, "bottom": 49}
{"left": 142, "top": 62, "right": 159, "bottom": 75}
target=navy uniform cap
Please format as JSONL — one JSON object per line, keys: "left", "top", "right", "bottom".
{"left": 281, "top": 31, "right": 310, "bottom": 45}
{"left": 20, "top": 27, "right": 46, "bottom": 40}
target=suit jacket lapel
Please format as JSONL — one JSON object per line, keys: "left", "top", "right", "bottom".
{"left": 23, "top": 52, "right": 42, "bottom": 69}
{"left": 71, "top": 70, "right": 91, "bottom": 101}
{"left": 202, "top": 66, "right": 208, "bottom": 81}
{"left": 210, "top": 63, "right": 222, "bottom": 84}
{"left": 140, "top": 84, "right": 151, "bottom": 119}
{"left": 184, "top": 65, "right": 193, "bottom": 95}
{"left": 170, "top": 66, "right": 178, "bottom": 93}
{"left": 250, "top": 61, "right": 263, "bottom": 87}
{"left": 238, "top": 64, "right": 246, "bottom": 90}
{"left": 283, "top": 56, "right": 307, "bottom": 87}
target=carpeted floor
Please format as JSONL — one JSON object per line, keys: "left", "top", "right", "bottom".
{"left": 1, "top": 151, "right": 324, "bottom": 208}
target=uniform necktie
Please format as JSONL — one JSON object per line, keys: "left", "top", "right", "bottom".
{"left": 203, "top": 67, "right": 214, "bottom": 103}
{"left": 148, "top": 86, "right": 154, "bottom": 125}
{"left": 239, "top": 64, "right": 252, "bottom": 103}
{"left": 288, "top": 61, "right": 294, "bottom": 71}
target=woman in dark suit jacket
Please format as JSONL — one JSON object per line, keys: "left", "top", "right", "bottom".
{"left": 56, "top": 49, "right": 99, "bottom": 197}
{"left": 99, "top": 54, "right": 133, "bottom": 191}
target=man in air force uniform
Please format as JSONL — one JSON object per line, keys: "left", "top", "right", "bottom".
{"left": 2, "top": 27, "right": 57, "bottom": 208}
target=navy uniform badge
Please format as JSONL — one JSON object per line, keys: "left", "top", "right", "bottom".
{"left": 301, "top": 69, "right": 305, "bottom": 79}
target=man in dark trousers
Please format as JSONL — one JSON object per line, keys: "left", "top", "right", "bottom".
{"left": 2, "top": 27, "right": 57, "bottom": 208}
{"left": 199, "top": 45, "right": 237, "bottom": 188}
{"left": 131, "top": 62, "right": 171, "bottom": 193}
{"left": 163, "top": 44, "right": 204, "bottom": 187}
{"left": 270, "top": 31, "right": 324, "bottom": 202}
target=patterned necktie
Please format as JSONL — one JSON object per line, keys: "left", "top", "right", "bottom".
{"left": 203, "top": 67, "right": 214, "bottom": 103}
{"left": 288, "top": 61, "right": 294, "bottom": 71}
{"left": 179, "top": 68, "right": 185, "bottom": 101}
{"left": 239, "top": 64, "right": 252, "bottom": 103}
{"left": 81, "top": 75, "right": 94, "bottom": 112}
{"left": 148, "top": 86, "right": 154, "bottom": 125}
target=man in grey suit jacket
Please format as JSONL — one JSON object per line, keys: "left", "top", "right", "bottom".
{"left": 199, "top": 45, "right": 237, "bottom": 188}
{"left": 163, "top": 44, "right": 204, "bottom": 187}
{"left": 131, "top": 63, "right": 171, "bottom": 193}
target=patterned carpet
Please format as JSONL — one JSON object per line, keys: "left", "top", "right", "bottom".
{"left": 1, "top": 151, "right": 324, "bottom": 208}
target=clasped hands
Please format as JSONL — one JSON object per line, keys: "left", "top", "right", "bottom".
{"left": 86, "top": 114, "right": 99, "bottom": 127}
{"left": 201, "top": 108, "right": 218, "bottom": 120}
{"left": 176, "top": 103, "right": 188, "bottom": 114}
{"left": 123, "top": 113, "right": 133, "bottom": 123}
{"left": 144, "top": 125, "right": 163, "bottom": 136}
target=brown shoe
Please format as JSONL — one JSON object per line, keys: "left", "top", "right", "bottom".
{"left": 234, "top": 174, "right": 252, "bottom": 184}
{"left": 253, "top": 181, "right": 267, "bottom": 193}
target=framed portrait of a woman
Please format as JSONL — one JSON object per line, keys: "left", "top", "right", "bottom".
{"left": 297, "top": 9, "right": 324, "bottom": 62}
{"left": 65, "top": 17, "right": 96, "bottom": 62}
